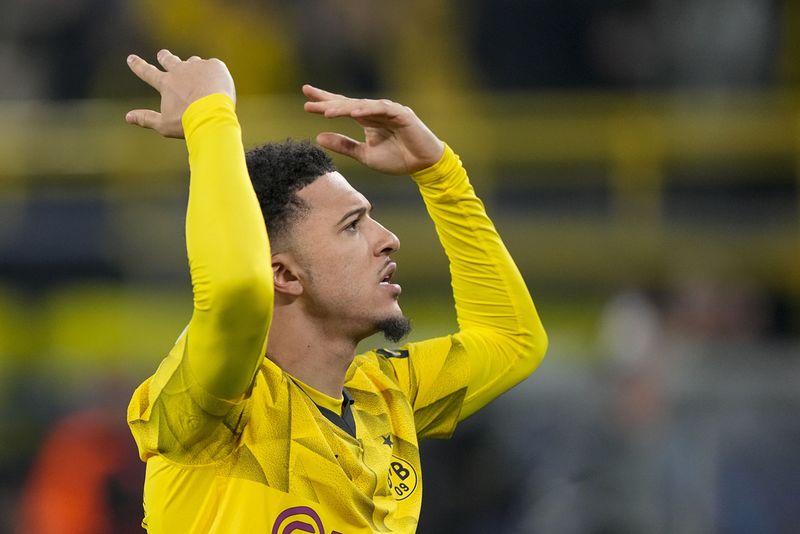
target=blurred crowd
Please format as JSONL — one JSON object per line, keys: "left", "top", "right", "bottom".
{"left": 1, "top": 1, "right": 799, "bottom": 533}
{"left": 0, "top": 0, "right": 796, "bottom": 101}
{"left": 421, "top": 277, "right": 800, "bottom": 533}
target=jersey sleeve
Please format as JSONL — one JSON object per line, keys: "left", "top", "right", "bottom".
{"left": 387, "top": 145, "right": 547, "bottom": 439}
{"left": 128, "top": 94, "right": 272, "bottom": 461}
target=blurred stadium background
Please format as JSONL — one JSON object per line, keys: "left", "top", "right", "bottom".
{"left": 1, "top": 1, "right": 800, "bottom": 532}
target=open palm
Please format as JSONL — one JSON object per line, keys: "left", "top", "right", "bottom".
{"left": 303, "top": 85, "right": 444, "bottom": 175}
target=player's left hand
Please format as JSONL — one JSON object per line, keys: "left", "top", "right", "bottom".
{"left": 303, "top": 85, "right": 445, "bottom": 175}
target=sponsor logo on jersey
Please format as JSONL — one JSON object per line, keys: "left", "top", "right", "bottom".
{"left": 272, "top": 505, "right": 342, "bottom": 534}
{"left": 387, "top": 456, "right": 418, "bottom": 501}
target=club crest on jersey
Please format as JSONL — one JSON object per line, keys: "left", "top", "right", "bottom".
{"left": 387, "top": 456, "right": 418, "bottom": 501}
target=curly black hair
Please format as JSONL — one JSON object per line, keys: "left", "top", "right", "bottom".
{"left": 245, "top": 139, "right": 337, "bottom": 247}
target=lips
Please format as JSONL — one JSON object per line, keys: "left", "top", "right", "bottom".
{"left": 379, "top": 261, "right": 397, "bottom": 284}
{"left": 379, "top": 261, "right": 402, "bottom": 297}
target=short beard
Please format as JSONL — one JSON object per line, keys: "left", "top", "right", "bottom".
{"left": 376, "top": 316, "right": 412, "bottom": 343}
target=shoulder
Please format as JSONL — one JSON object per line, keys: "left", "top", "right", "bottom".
{"left": 349, "top": 348, "right": 409, "bottom": 382}
{"left": 353, "top": 347, "right": 410, "bottom": 368}
{"left": 347, "top": 350, "right": 415, "bottom": 415}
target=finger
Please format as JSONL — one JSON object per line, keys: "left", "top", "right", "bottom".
{"left": 303, "top": 100, "right": 328, "bottom": 115}
{"left": 186, "top": 55, "right": 201, "bottom": 62}
{"left": 157, "top": 49, "right": 182, "bottom": 70}
{"left": 349, "top": 99, "right": 403, "bottom": 120}
{"left": 304, "top": 98, "right": 367, "bottom": 118}
{"left": 125, "top": 109, "right": 162, "bottom": 130}
{"left": 316, "top": 132, "right": 363, "bottom": 161}
{"left": 302, "top": 84, "right": 347, "bottom": 102}
{"left": 127, "top": 54, "right": 164, "bottom": 90}
{"left": 308, "top": 98, "right": 403, "bottom": 123}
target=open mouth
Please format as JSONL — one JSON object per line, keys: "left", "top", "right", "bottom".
{"left": 379, "top": 262, "right": 397, "bottom": 285}
{"left": 378, "top": 262, "right": 401, "bottom": 296}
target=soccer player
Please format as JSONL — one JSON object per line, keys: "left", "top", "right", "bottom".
{"left": 126, "top": 50, "right": 547, "bottom": 533}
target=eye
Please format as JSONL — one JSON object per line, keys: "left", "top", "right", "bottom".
{"left": 345, "top": 219, "right": 360, "bottom": 232}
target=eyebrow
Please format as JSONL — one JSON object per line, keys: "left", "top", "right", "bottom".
{"left": 336, "top": 204, "right": 373, "bottom": 226}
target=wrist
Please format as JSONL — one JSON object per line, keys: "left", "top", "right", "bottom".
{"left": 411, "top": 144, "right": 459, "bottom": 184}
{"left": 410, "top": 140, "right": 445, "bottom": 174}
{"left": 182, "top": 93, "right": 238, "bottom": 141}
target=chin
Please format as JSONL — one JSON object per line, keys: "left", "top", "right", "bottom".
{"left": 374, "top": 315, "right": 412, "bottom": 344}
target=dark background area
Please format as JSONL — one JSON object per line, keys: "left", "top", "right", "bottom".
{"left": 1, "top": 1, "right": 799, "bottom": 532}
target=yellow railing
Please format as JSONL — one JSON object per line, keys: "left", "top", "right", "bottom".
{"left": 1, "top": 92, "right": 798, "bottom": 294}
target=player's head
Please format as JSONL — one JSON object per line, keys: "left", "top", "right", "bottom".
{"left": 246, "top": 140, "right": 335, "bottom": 249}
{"left": 246, "top": 140, "right": 410, "bottom": 343}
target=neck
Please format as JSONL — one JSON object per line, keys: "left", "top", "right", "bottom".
{"left": 266, "top": 308, "right": 359, "bottom": 398}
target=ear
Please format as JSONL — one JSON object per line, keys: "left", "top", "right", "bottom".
{"left": 272, "top": 253, "right": 304, "bottom": 297}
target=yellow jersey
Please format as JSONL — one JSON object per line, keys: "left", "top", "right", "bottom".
{"left": 128, "top": 94, "right": 546, "bottom": 533}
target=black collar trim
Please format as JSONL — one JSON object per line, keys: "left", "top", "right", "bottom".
{"left": 315, "top": 389, "right": 357, "bottom": 438}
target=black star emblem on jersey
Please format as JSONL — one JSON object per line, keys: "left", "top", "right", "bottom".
{"left": 382, "top": 434, "right": 393, "bottom": 447}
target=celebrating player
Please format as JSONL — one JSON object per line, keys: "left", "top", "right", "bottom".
{"left": 126, "top": 49, "right": 547, "bottom": 533}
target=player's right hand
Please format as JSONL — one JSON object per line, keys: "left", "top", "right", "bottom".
{"left": 125, "top": 49, "right": 236, "bottom": 138}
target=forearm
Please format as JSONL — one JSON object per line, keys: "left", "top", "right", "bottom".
{"left": 412, "top": 146, "right": 547, "bottom": 418}
{"left": 183, "top": 94, "right": 273, "bottom": 400}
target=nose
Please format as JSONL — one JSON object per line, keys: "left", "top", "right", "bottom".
{"left": 375, "top": 221, "right": 400, "bottom": 256}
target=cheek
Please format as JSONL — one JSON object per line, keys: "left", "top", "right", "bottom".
{"left": 300, "top": 235, "right": 372, "bottom": 297}
{"left": 305, "top": 252, "right": 356, "bottom": 295}
{"left": 319, "top": 257, "right": 372, "bottom": 304}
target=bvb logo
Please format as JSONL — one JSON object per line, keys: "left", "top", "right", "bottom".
{"left": 272, "top": 506, "right": 342, "bottom": 534}
{"left": 387, "top": 456, "right": 418, "bottom": 501}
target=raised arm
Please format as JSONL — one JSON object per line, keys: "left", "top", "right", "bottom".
{"left": 410, "top": 147, "right": 547, "bottom": 419}
{"left": 126, "top": 51, "right": 272, "bottom": 400}
{"left": 304, "top": 86, "right": 547, "bottom": 421}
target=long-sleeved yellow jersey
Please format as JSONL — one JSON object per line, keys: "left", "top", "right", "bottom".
{"left": 128, "top": 93, "right": 547, "bottom": 533}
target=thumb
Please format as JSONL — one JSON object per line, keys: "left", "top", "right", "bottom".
{"left": 125, "top": 109, "right": 162, "bottom": 130}
{"left": 316, "top": 132, "right": 363, "bottom": 161}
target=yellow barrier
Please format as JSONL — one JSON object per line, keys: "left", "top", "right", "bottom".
{"left": 0, "top": 93, "right": 798, "bottom": 294}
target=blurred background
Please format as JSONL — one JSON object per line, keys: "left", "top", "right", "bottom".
{"left": 1, "top": 0, "right": 799, "bottom": 532}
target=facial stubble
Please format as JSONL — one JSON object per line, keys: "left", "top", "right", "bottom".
{"left": 376, "top": 315, "right": 412, "bottom": 343}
